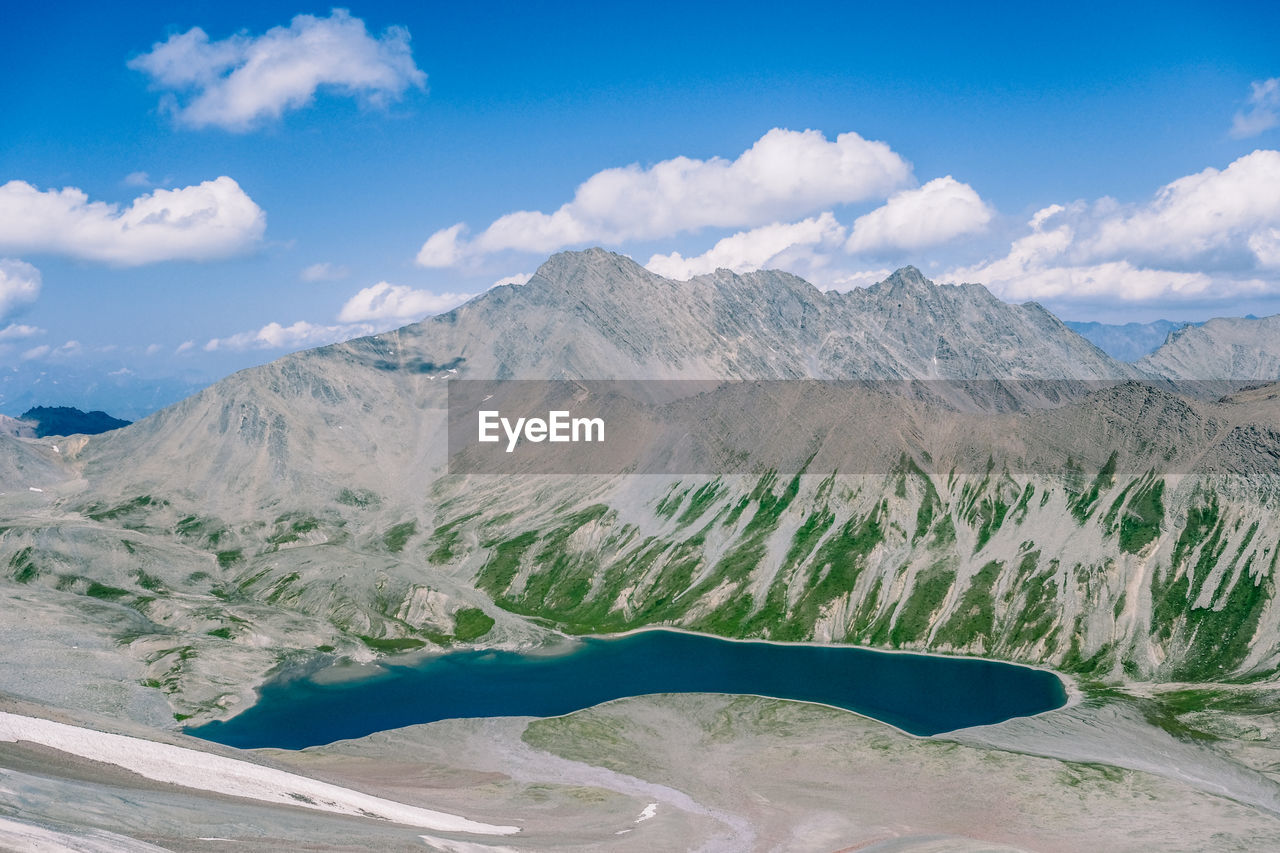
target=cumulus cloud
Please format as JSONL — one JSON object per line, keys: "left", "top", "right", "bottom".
{"left": 646, "top": 213, "right": 846, "bottom": 280}
{"left": 940, "top": 151, "right": 1280, "bottom": 304}
{"left": 640, "top": 178, "right": 991, "bottom": 281}
{"left": 129, "top": 9, "right": 426, "bottom": 131}
{"left": 0, "top": 323, "right": 43, "bottom": 341}
{"left": 945, "top": 199, "right": 1268, "bottom": 304}
{"left": 336, "top": 282, "right": 473, "bottom": 323}
{"left": 0, "top": 178, "right": 265, "bottom": 265}
{"left": 205, "top": 320, "right": 376, "bottom": 352}
{"left": 845, "top": 177, "right": 992, "bottom": 254}
{"left": 21, "top": 344, "right": 50, "bottom": 361}
{"left": 417, "top": 128, "right": 912, "bottom": 266}
{"left": 1249, "top": 227, "right": 1280, "bottom": 268}
{"left": 0, "top": 259, "right": 41, "bottom": 319}
{"left": 123, "top": 171, "right": 152, "bottom": 187}
{"left": 176, "top": 340, "right": 195, "bottom": 354}
{"left": 1081, "top": 150, "right": 1280, "bottom": 265}
{"left": 300, "top": 261, "right": 350, "bottom": 281}
{"left": 1231, "top": 78, "right": 1280, "bottom": 139}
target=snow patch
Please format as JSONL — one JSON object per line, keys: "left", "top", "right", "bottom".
{"left": 0, "top": 711, "right": 519, "bottom": 835}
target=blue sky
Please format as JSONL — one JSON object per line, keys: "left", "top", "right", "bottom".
{"left": 2, "top": 2, "right": 1279, "bottom": 415}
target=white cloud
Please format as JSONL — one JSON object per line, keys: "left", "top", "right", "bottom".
{"left": 940, "top": 151, "right": 1280, "bottom": 304}
{"left": 53, "top": 340, "right": 83, "bottom": 358}
{"left": 1082, "top": 150, "right": 1280, "bottom": 265}
{"left": 205, "top": 320, "right": 376, "bottom": 352}
{"left": 845, "top": 177, "right": 992, "bottom": 254}
{"left": 0, "top": 259, "right": 41, "bottom": 319}
{"left": 822, "top": 268, "right": 894, "bottom": 292}
{"left": 175, "top": 340, "right": 195, "bottom": 354}
{"left": 640, "top": 177, "right": 990, "bottom": 282}
{"left": 0, "top": 178, "right": 264, "bottom": 265}
{"left": 493, "top": 272, "right": 532, "bottom": 288}
{"left": 123, "top": 171, "right": 152, "bottom": 187}
{"left": 145, "top": 343, "right": 163, "bottom": 356}
{"left": 336, "top": 282, "right": 473, "bottom": 323}
{"left": 416, "top": 223, "right": 468, "bottom": 267}
{"left": 945, "top": 203, "right": 1266, "bottom": 303}
{"left": 1249, "top": 227, "right": 1280, "bottom": 268}
{"left": 0, "top": 323, "right": 43, "bottom": 341}
{"left": 417, "top": 128, "right": 912, "bottom": 266}
{"left": 646, "top": 213, "right": 846, "bottom": 279}
{"left": 1231, "top": 78, "right": 1280, "bottom": 139}
{"left": 300, "top": 261, "right": 350, "bottom": 281}
{"left": 21, "top": 345, "right": 50, "bottom": 361}
{"left": 129, "top": 10, "right": 426, "bottom": 131}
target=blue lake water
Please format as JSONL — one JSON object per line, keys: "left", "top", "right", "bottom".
{"left": 188, "top": 630, "right": 1067, "bottom": 749}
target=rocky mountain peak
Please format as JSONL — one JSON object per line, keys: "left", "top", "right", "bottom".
{"left": 528, "top": 248, "right": 657, "bottom": 296}
{"left": 867, "top": 265, "right": 939, "bottom": 297}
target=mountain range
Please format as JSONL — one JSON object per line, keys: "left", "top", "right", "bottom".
{"left": 1, "top": 249, "right": 1278, "bottom": 725}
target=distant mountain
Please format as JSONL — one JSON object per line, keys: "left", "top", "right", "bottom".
{"left": 0, "top": 363, "right": 211, "bottom": 422}
{"left": 19, "top": 406, "right": 131, "bottom": 437}
{"left": 1064, "top": 319, "right": 1197, "bottom": 362}
{"left": 1138, "top": 314, "right": 1280, "bottom": 380}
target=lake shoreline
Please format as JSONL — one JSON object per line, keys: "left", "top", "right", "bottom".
{"left": 188, "top": 628, "right": 1070, "bottom": 749}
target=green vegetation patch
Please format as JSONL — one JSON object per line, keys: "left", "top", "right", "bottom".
{"left": 685, "top": 470, "right": 812, "bottom": 636}
{"left": 8, "top": 547, "right": 40, "bottom": 584}
{"left": 677, "top": 480, "right": 725, "bottom": 527}
{"left": 215, "top": 549, "right": 244, "bottom": 569}
{"left": 1174, "top": 559, "right": 1272, "bottom": 681}
{"left": 1118, "top": 476, "right": 1165, "bottom": 554}
{"left": 85, "top": 581, "right": 132, "bottom": 601}
{"left": 1002, "top": 551, "right": 1059, "bottom": 652}
{"left": 934, "top": 560, "right": 1001, "bottom": 649}
{"left": 475, "top": 530, "right": 540, "bottom": 595}
{"left": 427, "top": 512, "right": 480, "bottom": 564}
{"left": 767, "top": 504, "right": 884, "bottom": 641}
{"left": 336, "top": 488, "right": 380, "bottom": 508}
{"left": 1010, "top": 483, "right": 1035, "bottom": 525}
{"left": 267, "top": 513, "right": 323, "bottom": 546}
{"left": 383, "top": 520, "right": 417, "bottom": 553}
{"left": 134, "top": 570, "right": 166, "bottom": 592}
{"left": 358, "top": 635, "right": 427, "bottom": 653}
{"left": 888, "top": 562, "right": 956, "bottom": 646}
{"left": 85, "top": 494, "right": 166, "bottom": 523}
{"left": 174, "top": 514, "right": 229, "bottom": 548}
{"left": 654, "top": 483, "right": 691, "bottom": 519}
{"left": 452, "top": 607, "right": 495, "bottom": 641}
{"left": 1068, "top": 452, "right": 1117, "bottom": 523}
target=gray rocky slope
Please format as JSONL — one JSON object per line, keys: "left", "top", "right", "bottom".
{"left": 0, "top": 249, "right": 1277, "bottom": 724}
{"left": 1139, "top": 314, "right": 1280, "bottom": 380}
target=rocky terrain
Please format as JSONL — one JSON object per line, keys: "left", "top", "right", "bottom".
{"left": 9, "top": 691, "right": 1280, "bottom": 852}
{"left": 1, "top": 249, "right": 1279, "bottom": 850}
{"left": 1139, "top": 314, "right": 1280, "bottom": 381}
